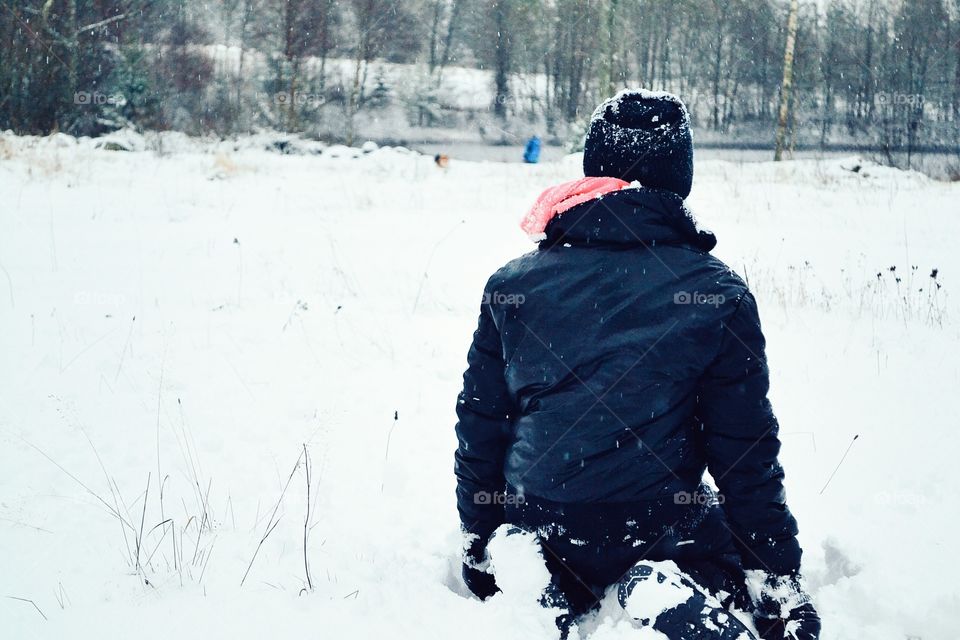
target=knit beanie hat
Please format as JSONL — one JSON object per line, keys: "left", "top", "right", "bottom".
{"left": 582, "top": 89, "right": 694, "bottom": 199}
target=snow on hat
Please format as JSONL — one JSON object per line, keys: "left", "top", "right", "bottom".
{"left": 582, "top": 89, "right": 694, "bottom": 199}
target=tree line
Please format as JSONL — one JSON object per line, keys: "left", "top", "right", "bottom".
{"left": 1, "top": 0, "right": 958, "bottom": 157}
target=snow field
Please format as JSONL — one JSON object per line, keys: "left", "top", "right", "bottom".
{"left": 0, "top": 134, "right": 958, "bottom": 639}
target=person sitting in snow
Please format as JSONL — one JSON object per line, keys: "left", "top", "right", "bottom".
{"left": 453, "top": 90, "right": 821, "bottom": 639}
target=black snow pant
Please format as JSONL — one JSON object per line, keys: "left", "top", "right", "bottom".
{"left": 504, "top": 486, "right": 756, "bottom": 638}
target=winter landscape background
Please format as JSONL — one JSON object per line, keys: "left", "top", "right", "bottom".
{"left": 2, "top": 0, "right": 960, "bottom": 638}
{"left": 3, "top": 0, "right": 960, "bottom": 176}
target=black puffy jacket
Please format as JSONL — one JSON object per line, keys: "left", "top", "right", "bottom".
{"left": 454, "top": 186, "right": 801, "bottom": 575}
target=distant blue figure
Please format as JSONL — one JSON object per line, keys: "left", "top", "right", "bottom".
{"left": 523, "top": 135, "right": 541, "bottom": 163}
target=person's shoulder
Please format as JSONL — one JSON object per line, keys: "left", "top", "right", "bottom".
{"left": 686, "top": 251, "right": 755, "bottom": 314}
{"left": 702, "top": 253, "right": 748, "bottom": 289}
{"left": 484, "top": 250, "right": 541, "bottom": 290}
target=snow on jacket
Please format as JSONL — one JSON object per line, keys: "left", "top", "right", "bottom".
{"left": 454, "top": 181, "right": 801, "bottom": 574}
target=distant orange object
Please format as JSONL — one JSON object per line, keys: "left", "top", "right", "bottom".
{"left": 434, "top": 153, "right": 450, "bottom": 168}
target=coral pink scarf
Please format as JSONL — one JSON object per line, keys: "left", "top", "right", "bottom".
{"left": 521, "top": 176, "right": 631, "bottom": 241}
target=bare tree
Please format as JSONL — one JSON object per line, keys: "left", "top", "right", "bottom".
{"left": 774, "top": 0, "right": 800, "bottom": 161}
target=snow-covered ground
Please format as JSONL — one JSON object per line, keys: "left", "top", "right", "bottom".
{"left": 1, "top": 133, "right": 958, "bottom": 639}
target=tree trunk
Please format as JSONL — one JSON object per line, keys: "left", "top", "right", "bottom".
{"left": 710, "top": 2, "right": 726, "bottom": 130}
{"left": 235, "top": 0, "right": 252, "bottom": 132}
{"left": 774, "top": 0, "right": 799, "bottom": 161}
{"left": 348, "top": 57, "right": 363, "bottom": 145}
{"left": 436, "top": 0, "right": 462, "bottom": 84}
{"left": 428, "top": 0, "right": 442, "bottom": 73}
{"left": 492, "top": 1, "right": 510, "bottom": 120}
{"left": 604, "top": 0, "right": 619, "bottom": 97}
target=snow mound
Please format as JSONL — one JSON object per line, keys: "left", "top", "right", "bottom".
{"left": 588, "top": 620, "right": 669, "bottom": 639}
{"left": 92, "top": 129, "right": 146, "bottom": 152}
{"left": 483, "top": 526, "right": 567, "bottom": 637}
{"left": 834, "top": 155, "right": 929, "bottom": 182}
{"left": 699, "top": 154, "right": 931, "bottom": 188}
{"left": 486, "top": 526, "right": 552, "bottom": 601}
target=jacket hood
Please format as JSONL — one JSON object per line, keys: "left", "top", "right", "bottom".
{"left": 521, "top": 176, "right": 631, "bottom": 240}
{"left": 541, "top": 186, "right": 717, "bottom": 252}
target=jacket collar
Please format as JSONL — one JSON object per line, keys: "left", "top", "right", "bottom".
{"left": 541, "top": 186, "right": 717, "bottom": 252}
{"left": 521, "top": 176, "right": 631, "bottom": 240}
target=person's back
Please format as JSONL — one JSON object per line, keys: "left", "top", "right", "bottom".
{"left": 496, "top": 189, "right": 736, "bottom": 506}
{"left": 454, "top": 91, "right": 821, "bottom": 640}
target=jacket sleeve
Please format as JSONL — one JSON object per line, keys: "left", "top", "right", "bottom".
{"left": 454, "top": 291, "right": 515, "bottom": 543}
{"left": 697, "top": 291, "right": 801, "bottom": 574}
